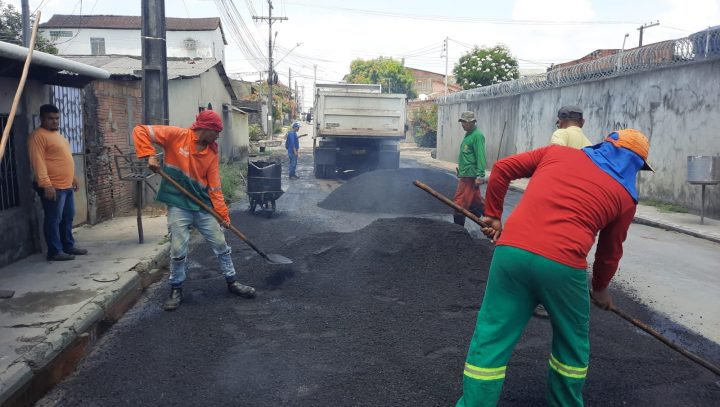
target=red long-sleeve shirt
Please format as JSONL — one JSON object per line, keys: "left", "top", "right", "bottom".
{"left": 486, "top": 145, "right": 636, "bottom": 290}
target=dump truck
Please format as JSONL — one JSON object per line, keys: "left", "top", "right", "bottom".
{"left": 313, "top": 83, "right": 407, "bottom": 178}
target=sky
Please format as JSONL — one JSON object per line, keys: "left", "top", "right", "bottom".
{"left": 6, "top": 0, "right": 720, "bottom": 106}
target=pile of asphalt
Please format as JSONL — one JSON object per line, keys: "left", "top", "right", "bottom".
{"left": 38, "top": 216, "right": 720, "bottom": 406}
{"left": 318, "top": 168, "right": 457, "bottom": 214}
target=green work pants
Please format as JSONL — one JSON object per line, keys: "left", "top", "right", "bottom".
{"left": 456, "top": 245, "right": 590, "bottom": 407}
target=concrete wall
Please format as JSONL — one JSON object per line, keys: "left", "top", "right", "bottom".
{"left": 0, "top": 79, "right": 51, "bottom": 268}
{"left": 438, "top": 59, "right": 720, "bottom": 218}
{"left": 43, "top": 28, "right": 225, "bottom": 63}
{"left": 221, "top": 107, "right": 249, "bottom": 160}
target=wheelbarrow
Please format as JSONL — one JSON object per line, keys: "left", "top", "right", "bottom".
{"left": 248, "top": 159, "right": 284, "bottom": 218}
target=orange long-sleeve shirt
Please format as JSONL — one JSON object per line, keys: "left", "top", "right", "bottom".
{"left": 132, "top": 125, "right": 229, "bottom": 223}
{"left": 28, "top": 127, "right": 75, "bottom": 189}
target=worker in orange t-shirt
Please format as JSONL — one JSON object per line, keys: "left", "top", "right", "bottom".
{"left": 132, "top": 110, "right": 256, "bottom": 311}
{"left": 28, "top": 104, "right": 88, "bottom": 261}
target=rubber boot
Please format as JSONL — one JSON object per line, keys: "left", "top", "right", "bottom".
{"left": 228, "top": 281, "right": 256, "bottom": 299}
{"left": 454, "top": 214, "right": 466, "bottom": 227}
{"left": 163, "top": 287, "right": 183, "bottom": 311}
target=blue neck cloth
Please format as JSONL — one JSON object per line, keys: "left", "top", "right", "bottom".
{"left": 582, "top": 136, "right": 644, "bottom": 202}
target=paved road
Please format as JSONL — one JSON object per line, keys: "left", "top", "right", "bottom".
{"left": 38, "top": 130, "right": 720, "bottom": 406}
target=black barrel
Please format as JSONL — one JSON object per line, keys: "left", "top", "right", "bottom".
{"left": 248, "top": 160, "right": 282, "bottom": 193}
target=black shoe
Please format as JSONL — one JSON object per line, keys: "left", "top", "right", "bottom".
{"left": 65, "top": 247, "right": 88, "bottom": 255}
{"left": 228, "top": 281, "right": 256, "bottom": 299}
{"left": 163, "top": 287, "right": 183, "bottom": 311}
{"left": 48, "top": 253, "right": 75, "bottom": 261}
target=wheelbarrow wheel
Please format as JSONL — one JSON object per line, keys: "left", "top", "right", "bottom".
{"left": 249, "top": 200, "right": 257, "bottom": 213}
{"left": 265, "top": 200, "right": 275, "bottom": 219}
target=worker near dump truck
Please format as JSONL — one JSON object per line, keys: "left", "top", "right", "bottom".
{"left": 456, "top": 129, "right": 653, "bottom": 407}
{"left": 453, "top": 111, "right": 487, "bottom": 226}
{"left": 132, "top": 110, "right": 256, "bottom": 311}
{"left": 533, "top": 105, "right": 593, "bottom": 319}
{"left": 286, "top": 122, "right": 301, "bottom": 180}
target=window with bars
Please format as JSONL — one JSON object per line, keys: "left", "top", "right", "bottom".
{"left": 0, "top": 116, "right": 20, "bottom": 211}
{"left": 49, "top": 30, "right": 73, "bottom": 41}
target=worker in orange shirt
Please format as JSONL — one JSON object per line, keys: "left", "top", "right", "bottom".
{"left": 132, "top": 110, "right": 255, "bottom": 311}
{"left": 28, "top": 104, "right": 88, "bottom": 261}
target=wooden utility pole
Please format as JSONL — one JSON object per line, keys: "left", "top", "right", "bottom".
{"left": 253, "top": 1, "right": 287, "bottom": 139}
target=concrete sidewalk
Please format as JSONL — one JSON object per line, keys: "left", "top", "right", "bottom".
{"left": 0, "top": 214, "right": 169, "bottom": 406}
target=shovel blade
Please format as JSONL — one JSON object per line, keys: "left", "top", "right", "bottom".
{"left": 265, "top": 254, "right": 293, "bottom": 265}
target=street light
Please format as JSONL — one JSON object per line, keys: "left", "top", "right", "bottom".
{"left": 275, "top": 42, "right": 303, "bottom": 66}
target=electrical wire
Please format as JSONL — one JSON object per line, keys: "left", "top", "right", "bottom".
{"left": 284, "top": 1, "right": 640, "bottom": 26}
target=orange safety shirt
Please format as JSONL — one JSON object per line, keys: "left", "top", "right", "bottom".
{"left": 132, "top": 125, "right": 229, "bottom": 223}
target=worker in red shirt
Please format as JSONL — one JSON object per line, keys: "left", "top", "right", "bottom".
{"left": 456, "top": 129, "right": 653, "bottom": 407}
{"left": 133, "top": 110, "right": 256, "bottom": 311}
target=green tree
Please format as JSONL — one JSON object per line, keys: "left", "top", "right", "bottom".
{"left": 453, "top": 45, "right": 519, "bottom": 90}
{"left": 411, "top": 103, "right": 438, "bottom": 148}
{"left": 344, "top": 57, "right": 416, "bottom": 98}
{"left": 0, "top": 1, "right": 58, "bottom": 54}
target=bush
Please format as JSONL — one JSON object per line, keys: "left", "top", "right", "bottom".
{"left": 411, "top": 104, "right": 438, "bottom": 148}
{"left": 249, "top": 124, "right": 265, "bottom": 142}
{"left": 219, "top": 159, "right": 246, "bottom": 203}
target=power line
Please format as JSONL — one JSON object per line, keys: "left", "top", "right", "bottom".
{"left": 285, "top": 1, "right": 640, "bottom": 26}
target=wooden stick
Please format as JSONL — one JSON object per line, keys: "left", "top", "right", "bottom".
{"left": 591, "top": 296, "right": 720, "bottom": 376}
{"left": 0, "top": 11, "right": 40, "bottom": 162}
{"left": 413, "top": 180, "right": 488, "bottom": 228}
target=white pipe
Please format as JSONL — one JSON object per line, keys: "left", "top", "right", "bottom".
{"left": 0, "top": 41, "right": 110, "bottom": 79}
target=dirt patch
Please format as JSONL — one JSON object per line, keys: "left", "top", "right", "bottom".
{"left": 318, "top": 168, "right": 457, "bottom": 214}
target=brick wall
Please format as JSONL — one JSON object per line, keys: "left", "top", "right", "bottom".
{"left": 83, "top": 79, "right": 143, "bottom": 224}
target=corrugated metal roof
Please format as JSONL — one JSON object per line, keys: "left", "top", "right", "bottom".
{"left": 41, "top": 15, "right": 221, "bottom": 31}
{"left": 63, "top": 55, "right": 220, "bottom": 80}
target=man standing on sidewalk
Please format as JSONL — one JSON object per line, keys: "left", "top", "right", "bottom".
{"left": 453, "top": 111, "right": 486, "bottom": 226}
{"left": 286, "top": 122, "right": 300, "bottom": 180}
{"left": 28, "top": 104, "right": 88, "bottom": 261}
{"left": 456, "top": 129, "right": 653, "bottom": 407}
{"left": 132, "top": 110, "right": 256, "bottom": 311}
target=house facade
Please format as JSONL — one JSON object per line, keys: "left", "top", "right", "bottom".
{"left": 39, "top": 15, "right": 227, "bottom": 63}
{"left": 407, "top": 67, "right": 462, "bottom": 100}
{"left": 0, "top": 41, "right": 109, "bottom": 268}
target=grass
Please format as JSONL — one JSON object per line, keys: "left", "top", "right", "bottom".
{"left": 219, "top": 159, "right": 247, "bottom": 203}
{"left": 640, "top": 198, "right": 689, "bottom": 213}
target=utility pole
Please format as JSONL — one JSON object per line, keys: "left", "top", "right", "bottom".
{"left": 288, "top": 67, "right": 292, "bottom": 121}
{"left": 253, "top": 1, "right": 287, "bottom": 139}
{"left": 442, "top": 37, "right": 449, "bottom": 100}
{"left": 638, "top": 21, "right": 660, "bottom": 47}
{"left": 21, "top": 0, "right": 30, "bottom": 46}
{"left": 140, "top": 0, "right": 169, "bottom": 243}
{"left": 295, "top": 80, "right": 298, "bottom": 116}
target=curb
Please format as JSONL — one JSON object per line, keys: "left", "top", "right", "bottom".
{"left": 0, "top": 244, "right": 169, "bottom": 407}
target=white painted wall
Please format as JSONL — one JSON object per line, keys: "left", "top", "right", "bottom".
{"left": 167, "top": 66, "right": 246, "bottom": 159}
{"left": 41, "top": 28, "right": 225, "bottom": 63}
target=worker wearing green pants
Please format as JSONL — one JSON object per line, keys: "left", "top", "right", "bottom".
{"left": 456, "top": 130, "right": 653, "bottom": 406}
{"left": 457, "top": 246, "right": 589, "bottom": 407}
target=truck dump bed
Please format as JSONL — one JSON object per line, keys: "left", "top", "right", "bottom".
{"left": 315, "top": 86, "right": 406, "bottom": 139}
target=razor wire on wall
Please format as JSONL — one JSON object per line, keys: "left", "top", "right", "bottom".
{"left": 443, "top": 28, "right": 719, "bottom": 104}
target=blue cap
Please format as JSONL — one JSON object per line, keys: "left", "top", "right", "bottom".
{"left": 292, "top": 122, "right": 300, "bottom": 128}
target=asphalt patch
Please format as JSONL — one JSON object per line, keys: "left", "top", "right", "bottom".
{"left": 318, "top": 167, "right": 458, "bottom": 214}
{"left": 37, "top": 217, "right": 720, "bottom": 406}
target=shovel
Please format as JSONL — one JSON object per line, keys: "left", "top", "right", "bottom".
{"left": 157, "top": 168, "right": 293, "bottom": 265}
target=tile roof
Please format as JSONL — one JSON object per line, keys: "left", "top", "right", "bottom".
{"left": 41, "top": 15, "right": 221, "bottom": 31}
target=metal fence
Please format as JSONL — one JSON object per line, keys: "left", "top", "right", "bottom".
{"left": 444, "top": 29, "right": 720, "bottom": 103}
{"left": 0, "top": 116, "right": 20, "bottom": 211}
{"left": 51, "top": 85, "right": 84, "bottom": 154}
